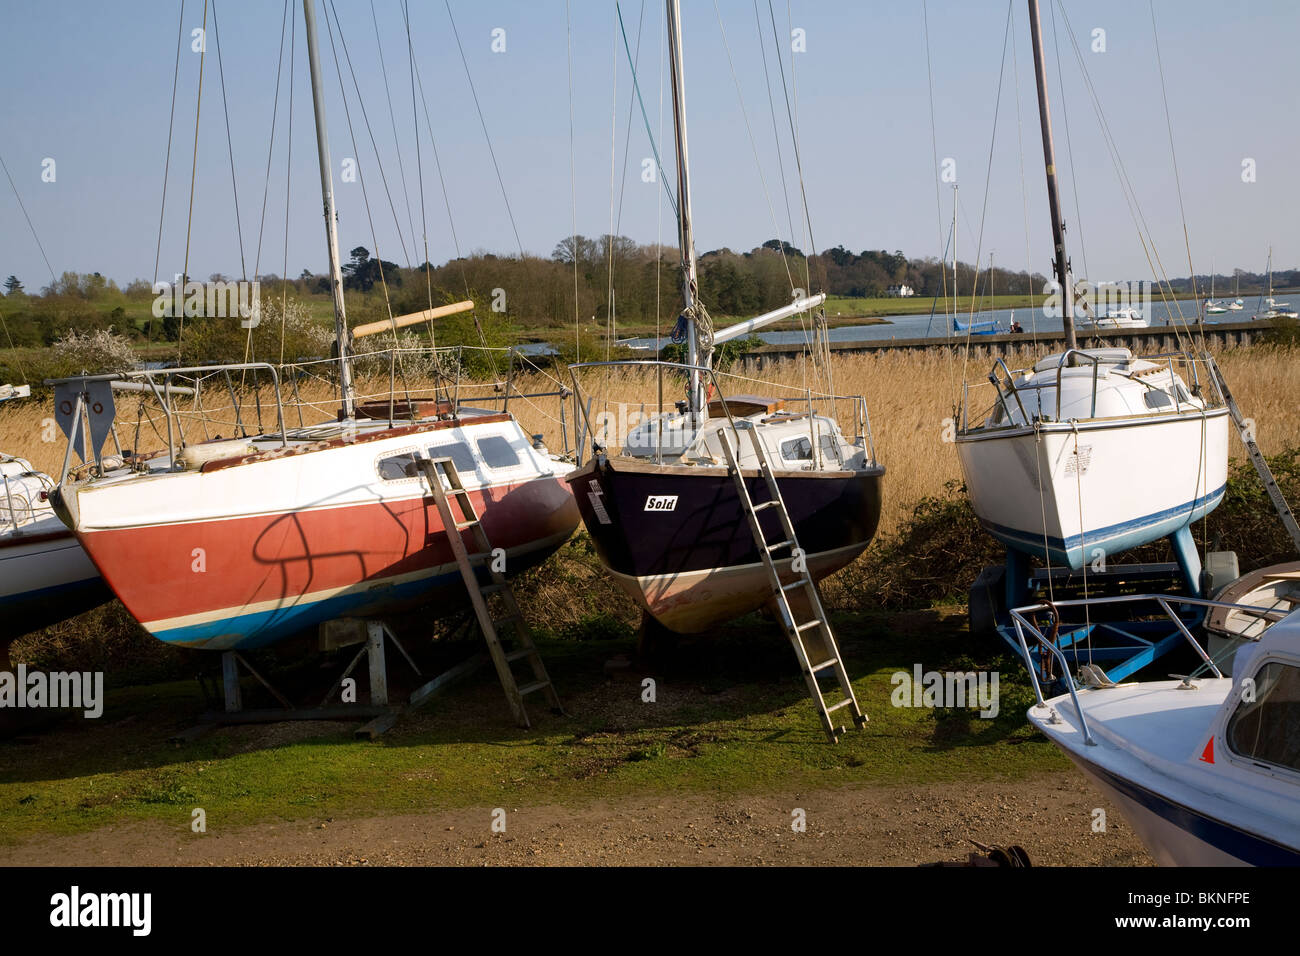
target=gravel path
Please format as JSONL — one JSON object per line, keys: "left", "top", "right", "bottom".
{"left": 1, "top": 769, "right": 1151, "bottom": 866}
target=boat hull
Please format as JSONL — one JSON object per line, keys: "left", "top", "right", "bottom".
{"left": 60, "top": 419, "right": 579, "bottom": 650}
{"left": 566, "top": 457, "right": 883, "bottom": 633}
{"left": 957, "top": 410, "right": 1229, "bottom": 568}
{"left": 0, "top": 526, "right": 112, "bottom": 645}
{"left": 1065, "top": 753, "right": 1300, "bottom": 866}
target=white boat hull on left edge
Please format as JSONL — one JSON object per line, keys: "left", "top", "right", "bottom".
{"left": 1027, "top": 606, "right": 1300, "bottom": 865}
{"left": 1, "top": 455, "right": 110, "bottom": 648}
{"left": 956, "top": 350, "right": 1229, "bottom": 568}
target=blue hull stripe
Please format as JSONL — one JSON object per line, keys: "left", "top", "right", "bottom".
{"left": 152, "top": 569, "right": 464, "bottom": 650}
{"left": 1079, "top": 756, "right": 1300, "bottom": 866}
{"left": 983, "top": 483, "right": 1225, "bottom": 567}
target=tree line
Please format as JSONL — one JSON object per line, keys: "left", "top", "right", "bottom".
{"left": 1, "top": 237, "right": 1294, "bottom": 352}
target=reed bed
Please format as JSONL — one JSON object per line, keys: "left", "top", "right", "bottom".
{"left": 2, "top": 343, "right": 1296, "bottom": 539}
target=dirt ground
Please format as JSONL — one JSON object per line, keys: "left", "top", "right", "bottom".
{"left": 0, "top": 770, "right": 1151, "bottom": 867}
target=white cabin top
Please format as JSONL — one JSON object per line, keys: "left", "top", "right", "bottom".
{"left": 985, "top": 348, "right": 1210, "bottom": 426}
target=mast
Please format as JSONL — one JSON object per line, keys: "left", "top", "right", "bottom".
{"left": 303, "top": 0, "right": 355, "bottom": 419}
{"left": 665, "top": 0, "right": 706, "bottom": 417}
{"left": 952, "top": 185, "right": 958, "bottom": 315}
{"left": 1027, "top": 0, "right": 1077, "bottom": 353}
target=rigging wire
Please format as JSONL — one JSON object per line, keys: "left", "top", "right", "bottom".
{"left": 328, "top": 0, "right": 412, "bottom": 269}
{"left": 616, "top": 2, "right": 678, "bottom": 218}
{"left": 922, "top": 0, "right": 958, "bottom": 406}
{"left": 613, "top": 0, "right": 647, "bottom": 236}
{"left": 606, "top": 12, "right": 619, "bottom": 360}
{"left": 763, "top": 0, "right": 817, "bottom": 280}
{"left": 1047, "top": 1, "right": 1088, "bottom": 289}
{"left": 402, "top": 0, "right": 440, "bottom": 371}
{"left": 150, "top": 0, "right": 187, "bottom": 348}
{"left": 1050, "top": 0, "right": 1192, "bottom": 351}
{"left": 277, "top": 5, "right": 296, "bottom": 366}
{"left": 372, "top": 0, "right": 419, "bottom": 267}
{"left": 0, "top": 152, "right": 56, "bottom": 286}
{"left": 253, "top": 0, "right": 291, "bottom": 280}
{"left": 211, "top": 0, "right": 247, "bottom": 282}
{"left": 761, "top": 0, "right": 826, "bottom": 397}
{"left": 443, "top": 0, "right": 525, "bottom": 260}
{"left": 567, "top": 0, "right": 580, "bottom": 364}
{"left": 753, "top": 0, "right": 798, "bottom": 270}
{"left": 713, "top": 0, "right": 795, "bottom": 293}
{"left": 400, "top": 2, "right": 472, "bottom": 306}
{"left": 1149, "top": 0, "right": 1206, "bottom": 341}
{"left": 176, "top": 0, "right": 210, "bottom": 360}
{"left": 959, "top": 0, "right": 1014, "bottom": 387}
{"left": 1008, "top": 0, "right": 1038, "bottom": 344}
{"left": 322, "top": 0, "right": 411, "bottom": 405}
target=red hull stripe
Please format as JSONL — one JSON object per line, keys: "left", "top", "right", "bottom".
{"left": 78, "top": 477, "right": 576, "bottom": 629}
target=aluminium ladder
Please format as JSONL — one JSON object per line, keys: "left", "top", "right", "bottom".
{"left": 1204, "top": 356, "right": 1300, "bottom": 554}
{"left": 720, "top": 423, "right": 867, "bottom": 743}
{"left": 415, "top": 455, "right": 562, "bottom": 728}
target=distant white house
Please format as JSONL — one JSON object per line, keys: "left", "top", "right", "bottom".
{"left": 885, "top": 284, "right": 915, "bottom": 298}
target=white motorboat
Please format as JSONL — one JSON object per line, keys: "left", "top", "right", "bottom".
{"left": 1081, "top": 305, "right": 1150, "bottom": 329}
{"left": 1021, "top": 594, "right": 1300, "bottom": 866}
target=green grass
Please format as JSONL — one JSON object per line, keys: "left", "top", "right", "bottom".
{"left": 0, "top": 608, "right": 1063, "bottom": 843}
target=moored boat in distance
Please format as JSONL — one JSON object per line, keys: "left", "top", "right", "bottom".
{"left": 1252, "top": 247, "right": 1296, "bottom": 320}
{"left": 1079, "top": 305, "right": 1150, "bottom": 329}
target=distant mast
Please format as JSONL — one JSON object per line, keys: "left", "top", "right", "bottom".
{"left": 1027, "top": 0, "right": 1078, "bottom": 353}
{"left": 665, "top": 0, "right": 706, "bottom": 417}
{"left": 303, "top": 0, "right": 356, "bottom": 419}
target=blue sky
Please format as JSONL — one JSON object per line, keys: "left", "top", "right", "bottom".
{"left": 0, "top": 0, "right": 1296, "bottom": 289}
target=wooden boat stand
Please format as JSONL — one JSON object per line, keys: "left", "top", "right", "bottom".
{"left": 174, "top": 620, "right": 489, "bottom": 742}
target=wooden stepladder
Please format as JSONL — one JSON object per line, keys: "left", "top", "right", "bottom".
{"left": 1205, "top": 356, "right": 1300, "bottom": 553}
{"left": 720, "top": 423, "right": 867, "bottom": 743}
{"left": 415, "top": 455, "right": 562, "bottom": 728}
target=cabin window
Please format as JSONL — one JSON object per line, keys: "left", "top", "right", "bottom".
{"left": 377, "top": 452, "right": 418, "bottom": 481}
{"left": 781, "top": 437, "right": 813, "bottom": 461}
{"left": 428, "top": 440, "right": 477, "bottom": 476}
{"left": 1143, "top": 389, "right": 1174, "bottom": 409}
{"left": 1226, "top": 661, "right": 1300, "bottom": 773}
{"left": 477, "top": 435, "right": 521, "bottom": 469}
{"left": 819, "top": 434, "right": 842, "bottom": 465}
